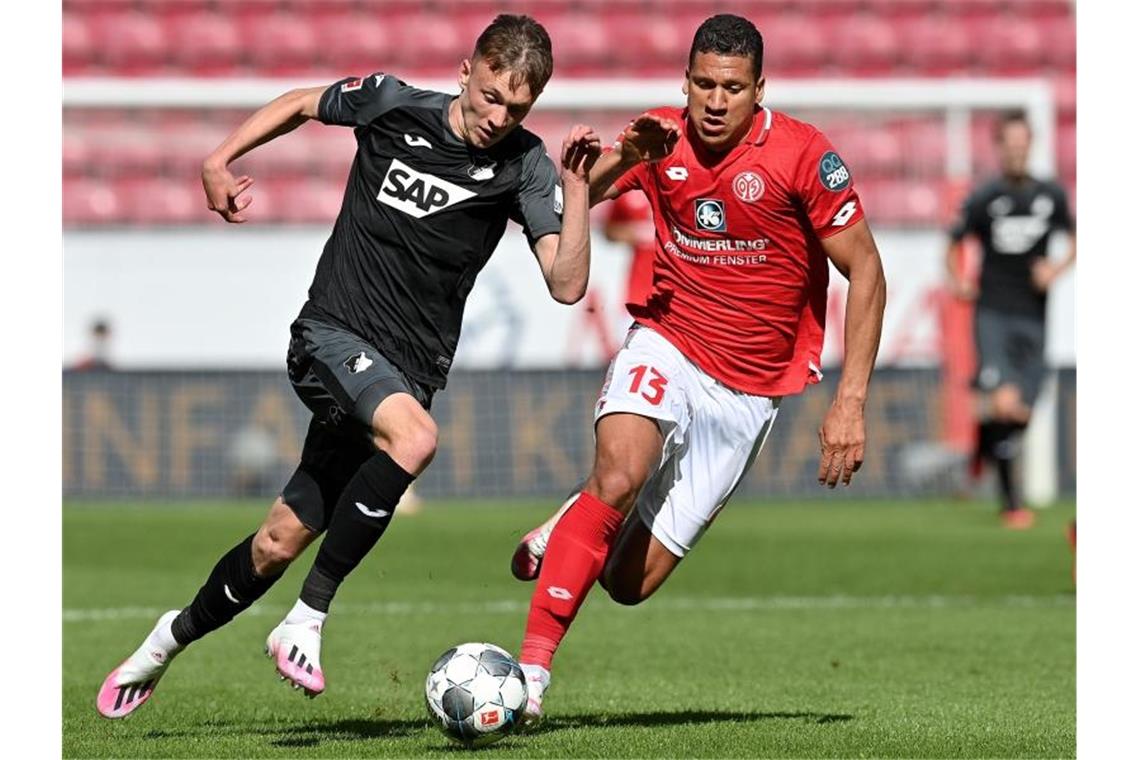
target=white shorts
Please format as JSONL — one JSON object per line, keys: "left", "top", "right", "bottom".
{"left": 595, "top": 324, "right": 781, "bottom": 557}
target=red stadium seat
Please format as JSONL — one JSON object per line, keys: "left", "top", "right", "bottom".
{"left": 63, "top": 11, "right": 95, "bottom": 74}
{"left": 898, "top": 15, "right": 972, "bottom": 75}
{"left": 608, "top": 14, "right": 686, "bottom": 73}
{"left": 272, "top": 177, "right": 346, "bottom": 224}
{"left": 118, "top": 177, "right": 209, "bottom": 225}
{"left": 168, "top": 11, "right": 242, "bottom": 75}
{"left": 829, "top": 14, "right": 900, "bottom": 75}
{"left": 241, "top": 12, "right": 320, "bottom": 76}
{"left": 90, "top": 10, "right": 168, "bottom": 74}
{"left": 64, "top": 178, "right": 124, "bottom": 226}
{"left": 63, "top": 130, "right": 91, "bottom": 178}
{"left": 314, "top": 12, "right": 395, "bottom": 76}
{"left": 755, "top": 15, "right": 828, "bottom": 76}
{"left": 977, "top": 16, "right": 1045, "bottom": 74}
{"left": 1040, "top": 15, "right": 1076, "bottom": 72}
{"left": 543, "top": 13, "right": 611, "bottom": 75}
{"left": 389, "top": 12, "right": 467, "bottom": 77}
{"left": 1057, "top": 120, "right": 1076, "bottom": 181}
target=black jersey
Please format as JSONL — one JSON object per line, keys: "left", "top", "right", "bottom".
{"left": 949, "top": 175, "right": 1073, "bottom": 320}
{"left": 297, "top": 73, "right": 563, "bottom": 389}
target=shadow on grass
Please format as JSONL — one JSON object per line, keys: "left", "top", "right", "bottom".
{"left": 532, "top": 710, "right": 855, "bottom": 735}
{"left": 143, "top": 709, "right": 854, "bottom": 749}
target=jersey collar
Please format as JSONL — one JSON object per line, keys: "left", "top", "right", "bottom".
{"left": 749, "top": 107, "right": 773, "bottom": 146}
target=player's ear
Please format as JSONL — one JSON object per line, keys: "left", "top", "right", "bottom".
{"left": 458, "top": 58, "right": 472, "bottom": 91}
{"left": 682, "top": 70, "right": 690, "bottom": 96}
{"left": 755, "top": 77, "right": 766, "bottom": 106}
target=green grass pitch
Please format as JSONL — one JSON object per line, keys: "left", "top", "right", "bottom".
{"left": 64, "top": 498, "right": 1075, "bottom": 758}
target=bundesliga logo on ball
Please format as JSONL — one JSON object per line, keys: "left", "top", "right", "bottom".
{"left": 424, "top": 643, "right": 528, "bottom": 747}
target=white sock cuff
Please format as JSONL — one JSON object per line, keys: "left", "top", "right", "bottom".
{"left": 285, "top": 598, "right": 328, "bottom": 625}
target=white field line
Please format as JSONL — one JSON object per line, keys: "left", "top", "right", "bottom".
{"left": 62, "top": 594, "right": 1073, "bottom": 623}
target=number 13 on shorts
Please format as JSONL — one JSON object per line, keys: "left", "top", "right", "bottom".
{"left": 628, "top": 364, "right": 669, "bottom": 405}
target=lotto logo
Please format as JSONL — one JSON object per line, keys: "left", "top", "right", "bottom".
{"left": 695, "top": 199, "right": 726, "bottom": 231}
{"left": 546, "top": 586, "right": 573, "bottom": 600}
{"left": 378, "top": 158, "right": 476, "bottom": 218}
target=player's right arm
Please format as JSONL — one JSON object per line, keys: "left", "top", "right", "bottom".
{"left": 945, "top": 190, "right": 980, "bottom": 300}
{"left": 588, "top": 114, "right": 680, "bottom": 206}
{"left": 201, "top": 86, "right": 325, "bottom": 223}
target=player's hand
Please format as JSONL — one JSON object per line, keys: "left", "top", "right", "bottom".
{"left": 817, "top": 400, "right": 865, "bottom": 488}
{"left": 619, "top": 114, "right": 681, "bottom": 165}
{"left": 560, "top": 125, "right": 602, "bottom": 186}
{"left": 202, "top": 162, "right": 254, "bottom": 224}
{"left": 1031, "top": 259, "right": 1059, "bottom": 292}
{"left": 948, "top": 278, "right": 977, "bottom": 301}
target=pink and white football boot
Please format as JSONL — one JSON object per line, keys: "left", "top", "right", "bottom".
{"left": 96, "top": 610, "right": 182, "bottom": 719}
{"left": 510, "top": 492, "right": 579, "bottom": 581}
{"left": 265, "top": 618, "right": 326, "bottom": 697}
{"left": 520, "top": 663, "right": 552, "bottom": 727}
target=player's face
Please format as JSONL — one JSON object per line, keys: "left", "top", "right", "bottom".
{"left": 997, "top": 121, "right": 1031, "bottom": 179}
{"left": 455, "top": 57, "right": 537, "bottom": 149}
{"left": 683, "top": 52, "right": 764, "bottom": 153}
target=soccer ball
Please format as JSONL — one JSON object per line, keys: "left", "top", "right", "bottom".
{"left": 424, "top": 642, "right": 528, "bottom": 747}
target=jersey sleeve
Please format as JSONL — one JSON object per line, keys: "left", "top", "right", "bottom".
{"left": 511, "top": 142, "right": 563, "bottom": 248}
{"left": 794, "top": 129, "right": 865, "bottom": 238}
{"left": 1051, "top": 182, "right": 1075, "bottom": 232}
{"left": 948, "top": 188, "right": 984, "bottom": 242}
{"left": 318, "top": 73, "right": 403, "bottom": 128}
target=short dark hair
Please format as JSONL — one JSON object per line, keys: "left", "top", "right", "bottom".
{"left": 994, "top": 109, "right": 1031, "bottom": 143}
{"left": 473, "top": 14, "right": 554, "bottom": 95}
{"left": 688, "top": 14, "right": 764, "bottom": 79}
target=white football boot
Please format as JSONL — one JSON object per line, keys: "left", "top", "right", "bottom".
{"left": 265, "top": 618, "right": 326, "bottom": 697}
{"left": 510, "top": 492, "right": 579, "bottom": 580}
{"left": 96, "top": 610, "right": 182, "bottom": 719}
{"left": 520, "top": 663, "right": 552, "bottom": 727}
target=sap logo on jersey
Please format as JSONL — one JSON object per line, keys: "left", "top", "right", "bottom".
{"left": 818, "top": 151, "right": 851, "bottom": 191}
{"left": 378, "top": 158, "right": 476, "bottom": 218}
{"left": 695, "top": 199, "right": 726, "bottom": 231}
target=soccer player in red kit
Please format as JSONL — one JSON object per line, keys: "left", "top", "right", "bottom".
{"left": 508, "top": 15, "right": 887, "bottom": 722}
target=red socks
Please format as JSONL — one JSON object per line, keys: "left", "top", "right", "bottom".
{"left": 519, "top": 492, "right": 626, "bottom": 669}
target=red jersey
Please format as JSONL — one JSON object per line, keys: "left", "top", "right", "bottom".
{"left": 604, "top": 191, "right": 656, "bottom": 312}
{"left": 613, "top": 106, "right": 864, "bottom": 396}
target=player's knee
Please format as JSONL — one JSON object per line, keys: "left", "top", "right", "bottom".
{"left": 586, "top": 468, "right": 642, "bottom": 512}
{"left": 604, "top": 576, "right": 649, "bottom": 606}
{"left": 252, "top": 521, "right": 310, "bottom": 575}
{"left": 991, "top": 385, "right": 1030, "bottom": 424}
{"left": 377, "top": 418, "right": 438, "bottom": 474}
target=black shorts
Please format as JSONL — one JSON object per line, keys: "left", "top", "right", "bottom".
{"left": 973, "top": 307, "right": 1046, "bottom": 406}
{"left": 281, "top": 318, "right": 435, "bottom": 532}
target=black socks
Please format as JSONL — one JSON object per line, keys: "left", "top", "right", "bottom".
{"left": 299, "top": 451, "right": 415, "bottom": 613}
{"left": 170, "top": 533, "right": 284, "bottom": 646}
{"left": 976, "top": 420, "right": 1025, "bottom": 511}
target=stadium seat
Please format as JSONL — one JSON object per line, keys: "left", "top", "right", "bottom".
{"left": 543, "top": 12, "right": 611, "bottom": 75}
{"left": 63, "top": 11, "right": 94, "bottom": 75}
{"left": 117, "top": 177, "right": 204, "bottom": 225}
{"left": 755, "top": 15, "right": 828, "bottom": 76}
{"left": 64, "top": 178, "right": 124, "bottom": 226}
{"left": 272, "top": 177, "right": 346, "bottom": 224}
{"left": 168, "top": 11, "right": 242, "bottom": 75}
{"left": 241, "top": 12, "right": 320, "bottom": 76}
{"left": 90, "top": 10, "right": 168, "bottom": 74}
{"left": 1040, "top": 15, "right": 1077, "bottom": 72}
{"left": 389, "top": 12, "right": 466, "bottom": 76}
{"left": 62, "top": 130, "right": 91, "bottom": 178}
{"left": 829, "top": 14, "right": 900, "bottom": 75}
{"left": 899, "top": 15, "right": 972, "bottom": 75}
{"left": 978, "top": 16, "right": 1046, "bottom": 74}
{"left": 1057, "top": 121, "right": 1076, "bottom": 180}
{"left": 314, "top": 12, "right": 395, "bottom": 76}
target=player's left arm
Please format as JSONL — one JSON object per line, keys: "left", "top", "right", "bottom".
{"left": 818, "top": 219, "right": 888, "bottom": 488}
{"left": 1032, "top": 184, "right": 1077, "bottom": 291}
{"left": 531, "top": 125, "right": 602, "bottom": 304}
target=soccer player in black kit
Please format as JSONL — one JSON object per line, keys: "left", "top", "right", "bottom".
{"left": 946, "top": 110, "right": 1075, "bottom": 529}
{"left": 96, "top": 15, "right": 602, "bottom": 718}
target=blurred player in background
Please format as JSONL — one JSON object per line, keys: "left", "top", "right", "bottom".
{"left": 70, "top": 317, "right": 114, "bottom": 372}
{"left": 946, "top": 110, "right": 1075, "bottom": 529}
{"left": 97, "top": 14, "right": 602, "bottom": 718}
{"left": 508, "top": 14, "right": 887, "bottom": 722}
{"left": 603, "top": 190, "right": 656, "bottom": 313}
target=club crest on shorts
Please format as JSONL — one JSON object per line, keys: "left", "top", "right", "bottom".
{"left": 344, "top": 351, "right": 373, "bottom": 374}
{"left": 732, "top": 171, "right": 765, "bottom": 203}
{"left": 695, "top": 199, "right": 726, "bottom": 231}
